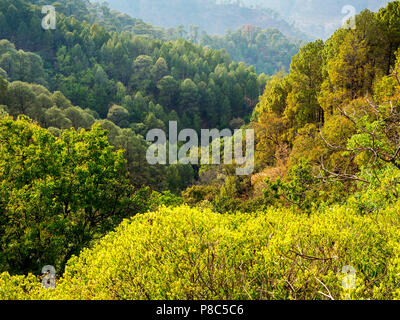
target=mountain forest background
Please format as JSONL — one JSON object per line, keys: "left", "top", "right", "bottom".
{"left": 1, "top": 0, "right": 400, "bottom": 300}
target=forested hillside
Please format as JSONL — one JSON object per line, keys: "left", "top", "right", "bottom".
{"left": 244, "top": 0, "right": 390, "bottom": 39}
{"left": 0, "top": 0, "right": 271, "bottom": 193}
{"left": 29, "top": 0, "right": 302, "bottom": 75}
{"left": 1, "top": 0, "right": 265, "bottom": 126}
{"left": 1, "top": 0, "right": 400, "bottom": 301}
{"left": 104, "top": 0, "right": 308, "bottom": 39}
{"left": 187, "top": 3, "right": 400, "bottom": 215}
{"left": 30, "top": 0, "right": 180, "bottom": 39}
{"left": 201, "top": 26, "right": 302, "bottom": 75}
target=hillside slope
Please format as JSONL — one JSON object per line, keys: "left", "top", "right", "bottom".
{"left": 244, "top": 0, "right": 391, "bottom": 39}
{"left": 104, "top": 0, "right": 309, "bottom": 39}
{"left": 1, "top": 204, "right": 400, "bottom": 300}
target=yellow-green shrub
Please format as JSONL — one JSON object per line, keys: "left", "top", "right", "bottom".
{"left": 0, "top": 273, "right": 42, "bottom": 300}
{"left": 3, "top": 204, "right": 397, "bottom": 300}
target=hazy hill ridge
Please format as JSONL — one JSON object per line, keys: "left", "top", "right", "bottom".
{"left": 244, "top": 0, "right": 391, "bottom": 39}
{"left": 103, "top": 0, "right": 309, "bottom": 39}
{"left": 104, "top": 0, "right": 392, "bottom": 39}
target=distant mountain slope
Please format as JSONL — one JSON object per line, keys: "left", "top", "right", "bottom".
{"left": 30, "top": 0, "right": 302, "bottom": 75}
{"left": 244, "top": 0, "right": 391, "bottom": 39}
{"left": 30, "top": 0, "right": 169, "bottom": 39}
{"left": 102, "top": 0, "right": 310, "bottom": 40}
{"left": 201, "top": 26, "right": 302, "bottom": 74}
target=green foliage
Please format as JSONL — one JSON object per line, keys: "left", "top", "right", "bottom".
{"left": 251, "top": 2, "right": 400, "bottom": 214}
{"left": 0, "top": 39, "right": 48, "bottom": 85}
{"left": 150, "top": 190, "right": 183, "bottom": 209}
{"left": 264, "top": 159, "right": 320, "bottom": 211}
{"left": 0, "top": 272, "right": 41, "bottom": 300}
{"left": 0, "top": 57, "right": 193, "bottom": 192}
{"left": 3, "top": 202, "right": 400, "bottom": 300}
{"left": 107, "top": 104, "right": 129, "bottom": 128}
{"left": 285, "top": 40, "right": 324, "bottom": 128}
{"left": 0, "top": 116, "right": 139, "bottom": 274}
{"left": 0, "top": 0, "right": 264, "bottom": 130}
{"left": 201, "top": 26, "right": 301, "bottom": 75}
{"left": 182, "top": 185, "right": 218, "bottom": 206}
{"left": 2, "top": 0, "right": 400, "bottom": 302}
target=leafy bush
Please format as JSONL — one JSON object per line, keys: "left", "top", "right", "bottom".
{"left": 0, "top": 272, "right": 41, "bottom": 300}
{"left": 2, "top": 203, "right": 399, "bottom": 300}
{"left": 0, "top": 115, "right": 138, "bottom": 274}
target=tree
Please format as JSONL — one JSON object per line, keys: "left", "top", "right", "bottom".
{"left": 5, "top": 81, "right": 37, "bottom": 117}
{"left": 0, "top": 75, "right": 8, "bottom": 103}
{"left": 130, "top": 55, "right": 153, "bottom": 92}
{"left": 189, "top": 25, "right": 200, "bottom": 44}
{"left": 151, "top": 57, "right": 169, "bottom": 82}
{"left": 253, "top": 110, "right": 288, "bottom": 168}
{"left": 285, "top": 40, "right": 324, "bottom": 128}
{"left": 64, "top": 106, "right": 95, "bottom": 129}
{"left": 179, "top": 78, "right": 199, "bottom": 114}
{"left": 0, "top": 115, "right": 135, "bottom": 274}
{"left": 107, "top": 104, "right": 130, "bottom": 128}
{"left": 157, "top": 75, "right": 179, "bottom": 109}
{"left": 51, "top": 91, "right": 73, "bottom": 110}
{"left": 319, "top": 32, "right": 374, "bottom": 117}
{"left": 378, "top": 2, "right": 400, "bottom": 74}
{"left": 253, "top": 70, "right": 289, "bottom": 118}
{"left": 44, "top": 106, "right": 73, "bottom": 129}
{"left": 263, "top": 159, "right": 319, "bottom": 211}
{"left": 220, "top": 96, "right": 232, "bottom": 128}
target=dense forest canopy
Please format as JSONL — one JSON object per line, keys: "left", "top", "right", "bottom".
{"left": 1, "top": 0, "right": 400, "bottom": 301}
{"left": 0, "top": 0, "right": 274, "bottom": 195}
{"left": 1, "top": 0, "right": 266, "bottom": 127}
{"left": 28, "top": 0, "right": 303, "bottom": 75}
{"left": 201, "top": 26, "right": 301, "bottom": 75}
